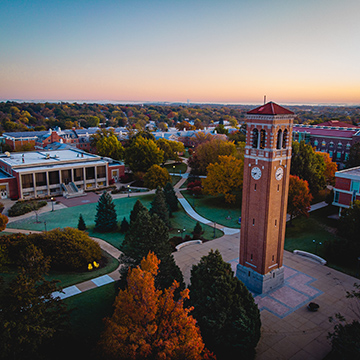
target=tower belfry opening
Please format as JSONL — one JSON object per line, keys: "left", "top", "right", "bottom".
{"left": 236, "top": 102, "right": 294, "bottom": 294}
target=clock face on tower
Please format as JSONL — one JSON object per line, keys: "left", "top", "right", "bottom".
{"left": 251, "top": 166, "right": 262, "bottom": 180}
{"left": 275, "top": 167, "right": 284, "bottom": 180}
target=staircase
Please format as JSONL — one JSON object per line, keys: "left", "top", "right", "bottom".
{"left": 61, "top": 182, "right": 86, "bottom": 199}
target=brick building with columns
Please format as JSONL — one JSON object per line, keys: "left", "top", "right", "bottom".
{"left": 0, "top": 149, "right": 124, "bottom": 200}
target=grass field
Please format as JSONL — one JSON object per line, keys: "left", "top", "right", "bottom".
{"left": 7, "top": 193, "right": 223, "bottom": 249}
{"left": 285, "top": 205, "right": 359, "bottom": 278}
{"left": 182, "top": 190, "right": 242, "bottom": 228}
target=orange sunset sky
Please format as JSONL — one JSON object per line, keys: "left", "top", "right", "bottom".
{"left": 0, "top": 0, "right": 359, "bottom": 105}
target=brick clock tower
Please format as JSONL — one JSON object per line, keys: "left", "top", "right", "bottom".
{"left": 236, "top": 102, "right": 294, "bottom": 294}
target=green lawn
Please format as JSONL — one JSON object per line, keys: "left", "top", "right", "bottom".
{"left": 285, "top": 205, "right": 359, "bottom": 278}
{"left": 7, "top": 193, "right": 223, "bottom": 249}
{"left": 182, "top": 190, "right": 241, "bottom": 228}
{"left": 164, "top": 162, "right": 188, "bottom": 174}
{"left": 61, "top": 282, "right": 120, "bottom": 360}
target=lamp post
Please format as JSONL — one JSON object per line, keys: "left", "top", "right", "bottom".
{"left": 51, "top": 197, "right": 54, "bottom": 211}
{"left": 213, "top": 222, "right": 216, "bottom": 238}
{"left": 312, "top": 239, "right": 322, "bottom": 254}
{"left": 173, "top": 165, "right": 175, "bottom": 174}
{"left": 44, "top": 221, "right": 47, "bottom": 232}
{"left": 127, "top": 185, "right": 130, "bottom": 197}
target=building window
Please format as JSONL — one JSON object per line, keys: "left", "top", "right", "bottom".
{"left": 334, "top": 191, "right": 340, "bottom": 203}
{"left": 275, "top": 219, "right": 277, "bottom": 226}
{"left": 21, "top": 174, "right": 34, "bottom": 188}
{"left": 272, "top": 255, "right": 274, "bottom": 262}
{"left": 329, "top": 142, "right": 334, "bottom": 148}
{"left": 276, "top": 130, "right": 282, "bottom": 149}
{"left": 314, "top": 140, "right": 318, "bottom": 146}
{"left": 282, "top": 129, "right": 288, "bottom": 149}
{"left": 337, "top": 142, "right": 342, "bottom": 149}
{"left": 329, "top": 150, "right": 333, "bottom": 158}
{"left": 86, "top": 167, "right": 95, "bottom": 180}
{"left": 254, "top": 184, "right": 257, "bottom": 191}
{"left": 260, "top": 129, "right": 266, "bottom": 149}
{"left": 351, "top": 181, "right": 360, "bottom": 193}
{"left": 35, "top": 172, "right": 47, "bottom": 187}
{"left": 251, "top": 253, "right": 253, "bottom": 260}
{"left": 252, "top": 129, "right": 259, "bottom": 149}
{"left": 49, "top": 171, "right": 59, "bottom": 185}
{"left": 322, "top": 141, "right": 326, "bottom": 147}
{"left": 337, "top": 152, "right": 341, "bottom": 159}
{"left": 252, "top": 219, "right": 255, "bottom": 226}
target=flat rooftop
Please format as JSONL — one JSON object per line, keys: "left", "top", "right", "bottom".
{"left": 0, "top": 149, "right": 100, "bottom": 168}
{"left": 336, "top": 166, "right": 360, "bottom": 179}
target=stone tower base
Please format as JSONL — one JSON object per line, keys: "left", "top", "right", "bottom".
{"left": 236, "top": 264, "right": 284, "bottom": 294}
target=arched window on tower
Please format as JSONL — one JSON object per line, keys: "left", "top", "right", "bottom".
{"left": 252, "top": 129, "right": 259, "bottom": 148}
{"left": 260, "top": 129, "right": 266, "bottom": 149}
{"left": 276, "top": 129, "right": 282, "bottom": 149}
{"left": 282, "top": 129, "right": 288, "bottom": 149}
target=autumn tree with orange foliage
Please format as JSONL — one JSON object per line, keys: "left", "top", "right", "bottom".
{"left": 99, "top": 252, "right": 215, "bottom": 360}
{"left": 316, "top": 151, "right": 337, "bottom": 186}
{"left": 287, "top": 175, "right": 313, "bottom": 224}
{"left": 202, "top": 155, "right": 243, "bottom": 203}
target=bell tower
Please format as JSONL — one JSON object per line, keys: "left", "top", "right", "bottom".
{"left": 236, "top": 102, "right": 294, "bottom": 294}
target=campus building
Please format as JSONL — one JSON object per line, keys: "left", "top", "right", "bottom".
{"left": 332, "top": 166, "right": 360, "bottom": 214}
{"left": 0, "top": 149, "right": 124, "bottom": 200}
{"left": 292, "top": 121, "right": 360, "bottom": 167}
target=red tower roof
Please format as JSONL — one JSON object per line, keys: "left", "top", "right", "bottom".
{"left": 247, "top": 102, "right": 294, "bottom": 115}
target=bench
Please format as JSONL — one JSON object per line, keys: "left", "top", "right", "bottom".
{"left": 293, "top": 250, "right": 327, "bottom": 265}
{"left": 175, "top": 240, "right": 202, "bottom": 251}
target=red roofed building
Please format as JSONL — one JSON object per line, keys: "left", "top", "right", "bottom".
{"left": 293, "top": 123, "right": 360, "bottom": 167}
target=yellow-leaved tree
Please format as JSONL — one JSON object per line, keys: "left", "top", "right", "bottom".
{"left": 99, "top": 252, "right": 215, "bottom": 360}
{"left": 202, "top": 155, "right": 243, "bottom": 203}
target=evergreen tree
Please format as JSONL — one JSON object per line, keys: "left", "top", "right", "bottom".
{"left": 94, "top": 191, "right": 117, "bottom": 232}
{"left": 192, "top": 221, "right": 203, "bottom": 239}
{"left": 119, "top": 217, "right": 130, "bottom": 233}
{"left": 129, "top": 199, "right": 147, "bottom": 225}
{"left": 0, "top": 245, "right": 69, "bottom": 359}
{"left": 121, "top": 208, "right": 184, "bottom": 291}
{"left": 77, "top": 213, "right": 86, "bottom": 231}
{"left": 164, "top": 182, "right": 178, "bottom": 213}
{"left": 189, "top": 250, "right": 261, "bottom": 360}
{"left": 149, "top": 187, "right": 170, "bottom": 228}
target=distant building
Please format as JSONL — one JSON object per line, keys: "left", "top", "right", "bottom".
{"left": 333, "top": 166, "right": 360, "bottom": 214}
{"left": 292, "top": 122, "right": 360, "bottom": 167}
{"left": 0, "top": 149, "right": 124, "bottom": 200}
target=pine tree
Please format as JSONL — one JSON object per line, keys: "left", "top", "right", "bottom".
{"left": 121, "top": 208, "right": 184, "bottom": 291}
{"left": 120, "top": 217, "right": 129, "bottom": 233}
{"left": 129, "top": 199, "right": 147, "bottom": 225}
{"left": 94, "top": 191, "right": 117, "bottom": 232}
{"left": 0, "top": 245, "right": 69, "bottom": 359}
{"left": 192, "top": 221, "right": 203, "bottom": 239}
{"left": 149, "top": 187, "right": 170, "bottom": 228}
{"left": 77, "top": 213, "right": 86, "bottom": 231}
{"left": 99, "top": 252, "right": 214, "bottom": 360}
{"left": 164, "top": 182, "right": 178, "bottom": 213}
{"left": 189, "top": 249, "right": 261, "bottom": 360}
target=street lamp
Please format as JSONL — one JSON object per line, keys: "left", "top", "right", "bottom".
{"left": 213, "top": 222, "right": 216, "bottom": 238}
{"left": 44, "top": 221, "right": 47, "bottom": 232}
{"left": 173, "top": 165, "right": 176, "bottom": 174}
{"left": 51, "top": 197, "right": 55, "bottom": 211}
{"left": 312, "top": 239, "right": 322, "bottom": 254}
{"left": 127, "top": 185, "right": 130, "bottom": 197}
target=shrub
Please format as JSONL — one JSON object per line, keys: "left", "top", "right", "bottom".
{"left": 0, "top": 228, "right": 102, "bottom": 271}
{"left": 8, "top": 200, "right": 47, "bottom": 217}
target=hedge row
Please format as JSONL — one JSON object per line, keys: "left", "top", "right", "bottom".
{"left": 8, "top": 200, "right": 47, "bottom": 217}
